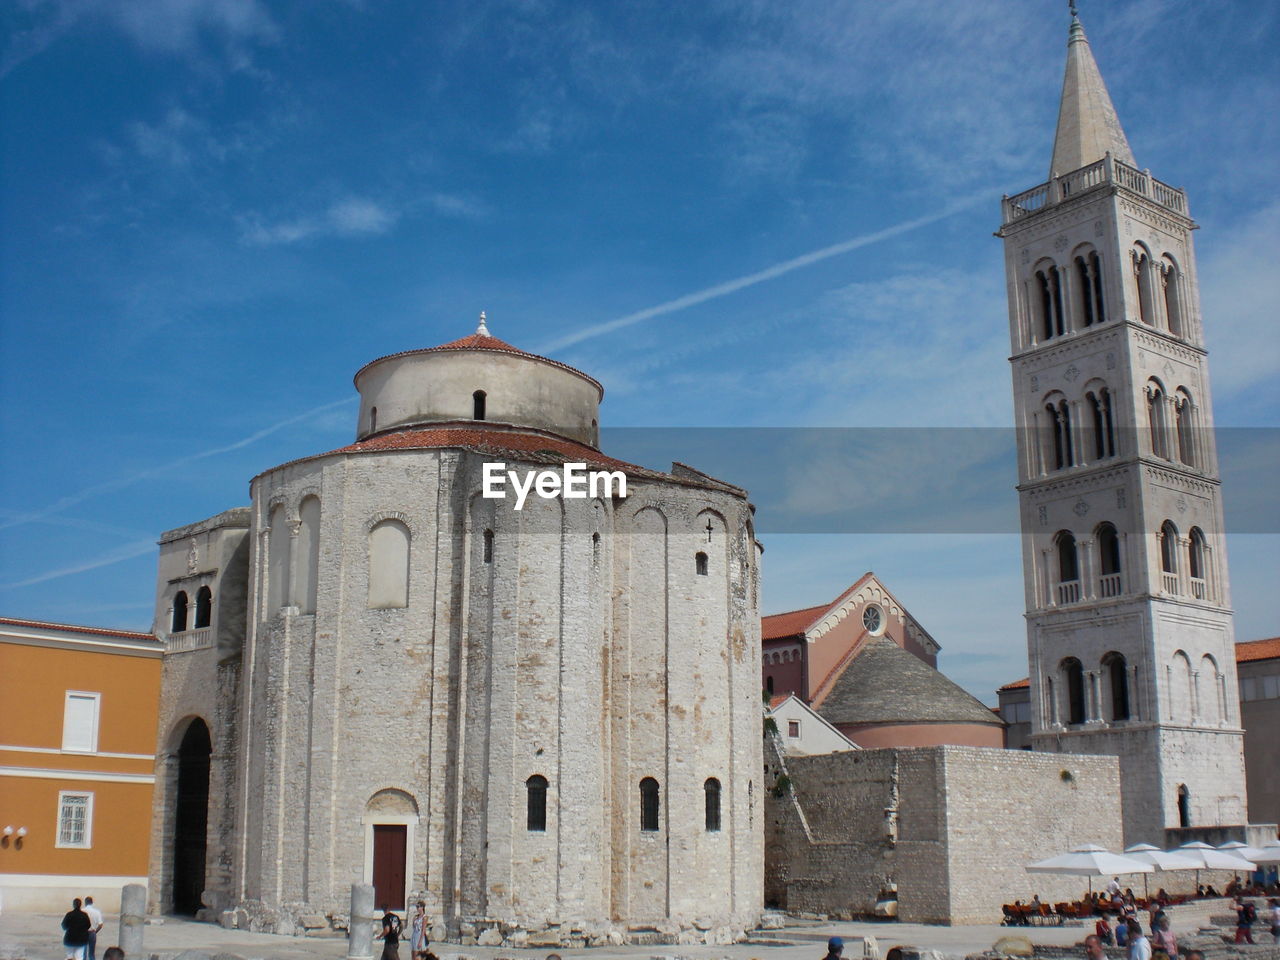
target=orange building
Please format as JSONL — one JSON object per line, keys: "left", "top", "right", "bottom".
{"left": 0, "top": 617, "right": 162, "bottom": 912}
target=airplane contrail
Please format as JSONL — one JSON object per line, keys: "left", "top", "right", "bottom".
{"left": 537, "top": 192, "right": 987, "bottom": 354}
{"left": 2, "top": 539, "right": 158, "bottom": 589}
{"left": 0, "top": 396, "right": 357, "bottom": 533}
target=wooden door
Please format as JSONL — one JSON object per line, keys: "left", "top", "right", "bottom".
{"left": 372, "top": 824, "right": 407, "bottom": 910}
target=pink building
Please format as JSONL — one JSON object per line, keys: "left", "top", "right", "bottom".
{"left": 762, "top": 573, "right": 1004, "bottom": 749}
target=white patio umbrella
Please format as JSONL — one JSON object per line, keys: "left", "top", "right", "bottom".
{"left": 1250, "top": 840, "right": 1280, "bottom": 865}
{"left": 1218, "top": 840, "right": 1269, "bottom": 862}
{"left": 1027, "top": 843, "right": 1154, "bottom": 896}
{"left": 1174, "top": 841, "right": 1256, "bottom": 872}
{"left": 1123, "top": 843, "right": 1201, "bottom": 898}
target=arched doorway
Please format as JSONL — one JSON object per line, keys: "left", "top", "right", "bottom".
{"left": 172, "top": 719, "right": 211, "bottom": 914}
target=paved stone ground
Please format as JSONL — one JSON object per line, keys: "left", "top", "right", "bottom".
{"left": 0, "top": 913, "right": 1092, "bottom": 960}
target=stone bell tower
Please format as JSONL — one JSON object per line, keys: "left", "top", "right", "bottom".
{"left": 996, "top": 9, "right": 1247, "bottom": 844}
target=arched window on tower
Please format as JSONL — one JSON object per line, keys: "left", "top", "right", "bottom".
{"left": 695, "top": 551, "right": 708, "bottom": 576}
{"left": 526, "top": 775, "right": 548, "bottom": 832}
{"left": 172, "top": 591, "right": 189, "bottom": 633}
{"left": 1134, "top": 248, "right": 1156, "bottom": 326}
{"left": 1087, "top": 387, "right": 1116, "bottom": 460}
{"left": 1188, "top": 527, "right": 1208, "bottom": 600}
{"left": 473, "top": 390, "right": 486, "bottom": 421}
{"left": 1147, "top": 381, "right": 1171, "bottom": 459}
{"left": 483, "top": 528, "right": 494, "bottom": 564}
{"left": 1159, "top": 521, "right": 1179, "bottom": 594}
{"left": 1045, "top": 396, "right": 1074, "bottom": 470}
{"left": 1033, "top": 264, "right": 1066, "bottom": 341}
{"left": 704, "top": 777, "right": 722, "bottom": 832}
{"left": 1061, "top": 657, "right": 1086, "bottom": 725}
{"left": 1177, "top": 784, "right": 1191, "bottom": 828}
{"left": 1096, "top": 522, "right": 1122, "bottom": 597}
{"left": 369, "top": 406, "right": 377, "bottom": 434}
{"left": 1102, "top": 652, "right": 1130, "bottom": 721}
{"left": 1055, "top": 530, "right": 1080, "bottom": 605}
{"left": 1175, "top": 388, "right": 1197, "bottom": 468}
{"left": 1073, "top": 248, "right": 1105, "bottom": 327}
{"left": 194, "top": 585, "right": 212, "bottom": 629}
{"left": 1162, "top": 255, "right": 1184, "bottom": 337}
{"left": 639, "top": 777, "right": 660, "bottom": 832}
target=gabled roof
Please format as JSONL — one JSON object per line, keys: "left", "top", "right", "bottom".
{"left": 762, "top": 603, "right": 831, "bottom": 641}
{"left": 760, "top": 572, "right": 940, "bottom": 657}
{"left": 815, "top": 637, "right": 1003, "bottom": 728}
{"left": 1049, "top": 13, "right": 1135, "bottom": 179}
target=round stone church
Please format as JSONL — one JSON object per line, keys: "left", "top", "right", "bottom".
{"left": 146, "top": 318, "right": 764, "bottom": 941}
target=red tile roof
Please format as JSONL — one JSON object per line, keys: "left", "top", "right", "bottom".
{"left": 762, "top": 603, "right": 830, "bottom": 641}
{"left": 999, "top": 677, "right": 1030, "bottom": 692}
{"left": 1238, "top": 637, "right": 1280, "bottom": 663}
{"left": 354, "top": 331, "right": 604, "bottom": 396}
{"left": 0, "top": 616, "right": 156, "bottom": 642}
{"left": 768, "top": 694, "right": 790, "bottom": 709}
{"left": 254, "top": 423, "right": 745, "bottom": 497}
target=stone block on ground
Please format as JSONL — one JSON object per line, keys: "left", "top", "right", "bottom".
{"left": 991, "top": 936, "right": 1035, "bottom": 958}
{"left": 477, "top": 928, "right": 504, "bottom": 946}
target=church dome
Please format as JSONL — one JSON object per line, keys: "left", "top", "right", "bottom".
{"left": 353, "top": 314, "right": 604, "bottom": 447}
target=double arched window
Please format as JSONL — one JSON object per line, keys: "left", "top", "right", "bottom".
{"left": 1188, "top": 527, "right": 1208, "bottom": 600}
{"left": 1174, "top": 388, "right": 1198, "bottom": 468}
{"left": 1044, "top": 395, "right": 1074, "bottom": 470}
{"left": 1086, "top": 387, "right": 1117, "bottom": 460}
{"left": 1073, "top": 248, "right": 1106, "bottom": 327}
{"left": 1159, "top": 520, "right": 1179, "bottom": 593}
{"left": 1147, "top": 380, "right": 1172, "bottom": 460}
{"left": 1034, "top": 263, "right": 1066, "bottom": 341}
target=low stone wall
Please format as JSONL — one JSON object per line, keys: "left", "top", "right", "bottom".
{"left": 766, "top": 742, "right": 1124, "bottom": 925}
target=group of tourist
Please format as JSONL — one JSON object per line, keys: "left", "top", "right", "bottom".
{"left": 59, "top": 897, "right": 124, "bottom": 960}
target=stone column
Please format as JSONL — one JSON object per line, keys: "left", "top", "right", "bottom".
{"left": 348, "top": 883, "right": 375, "bottom": 960}
{"left": 119, "top": 883, "right": 146, "bottom": 958}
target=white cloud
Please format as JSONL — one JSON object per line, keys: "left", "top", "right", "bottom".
{"left": 2, "top": 0, "right": 275, "bottom": 77}
{"left": 241, "top": 197, "right": 399, "bottom": 245}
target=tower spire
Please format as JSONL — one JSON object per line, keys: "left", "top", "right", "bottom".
{"left": 1048, "top": 7, "right": 1135, "bottom": 179}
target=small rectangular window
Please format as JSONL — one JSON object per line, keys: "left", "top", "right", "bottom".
{"left": 62, "top": 692, "right": 100, "bottom": 753}
{"left": 787, "top": 720, "right": 800, "bottom": 738}
{"left": 1264, "top": 675, "right": 1280, "bottom": 700}
{"left": 57, "top": 792, "right": 93, "bottom": 848}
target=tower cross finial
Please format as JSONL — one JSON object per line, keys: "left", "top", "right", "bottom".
{"left": 476, "top": 310, "right": 490, "bottom": 337}
{"left": 1069, "top": 0, "right": 1078, "bottom": 16}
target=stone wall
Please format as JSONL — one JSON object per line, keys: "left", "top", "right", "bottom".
{"left": 766, "top": 743, "right": 1124, "bottom": 924}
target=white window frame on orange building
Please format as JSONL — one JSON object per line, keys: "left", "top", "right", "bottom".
{"left": 55, "top": 790, "right": 94, "bottom": 849}
{"left": 61, "top": 691, "right": 101, "bottom": 753}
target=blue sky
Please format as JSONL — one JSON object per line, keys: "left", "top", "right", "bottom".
{"left": 1, "top": 0, "right": 1277, "bottom": 702}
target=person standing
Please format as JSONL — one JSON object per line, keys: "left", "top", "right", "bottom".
{"left": 82, "top": 896, "right": 104, "bottom": 960}
{"left": 1153, "top": 916, "right": 1178, "bottom": 959}
{"left": 1085, "top": 934, "right": 1106, "bottom": 960}
{"left": 61, "top": 898, "right": 91, "bottom": 960}
{"left": 1235, "top": 897, "right": 1255, "bottom": 944}
{"left": 1096, "top": 914, "right": 1114, "bottom": 946}
{"left": 823, "top": 937, "right": 844, "bottom": 960}
{"left": 1269, "top": 898, "right": 1280, "bottom": 944}
{"left": 409, "top": 901, "right": 427, "bottom": 960}
{"left": 375, "top": 905, "right": 402, "bottom": 960}
{"left": 1107, "top": 877, "right": 1122, "bottom": 898}
{"left": 1127, "top": 919, "right": 1151, "bottom": 960}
